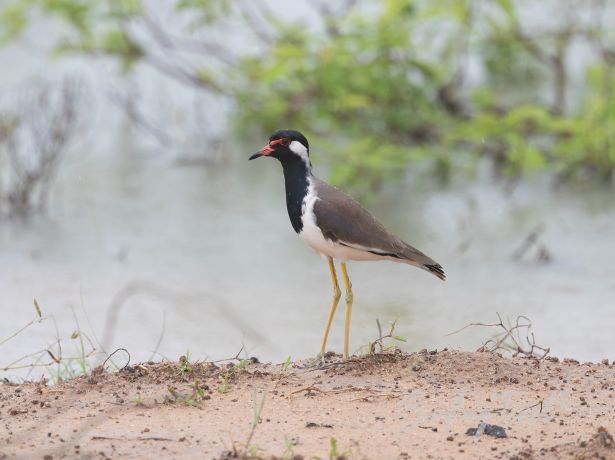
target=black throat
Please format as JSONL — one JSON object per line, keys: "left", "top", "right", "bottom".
{"left": 280, "top": 158, "right": 311, "bottom": 234}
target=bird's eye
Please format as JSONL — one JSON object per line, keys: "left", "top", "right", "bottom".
{"left": 280, "top": 138, "right": 291, "bottom": 147}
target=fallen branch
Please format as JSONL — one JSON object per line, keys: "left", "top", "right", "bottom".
{"left": 91, "top": 436, "right": 175, "bottom": 442}
{"left": 517, "top": 399, "right": 544, "bottom": 415}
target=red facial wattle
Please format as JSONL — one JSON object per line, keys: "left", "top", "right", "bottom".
{"left": 249, "top": 137, "right": 289, "bottom": 160}
{"left": 261, "top": 138, "right": 287, "bottom": 155}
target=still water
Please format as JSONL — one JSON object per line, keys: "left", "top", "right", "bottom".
{"left": 1, "top": 128, "right": 614, "bottom": 379}
{"left": 1, "top": 1, "right": 615, "bottom": 378}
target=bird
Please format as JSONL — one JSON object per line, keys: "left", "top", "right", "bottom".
{"left": 249, "top": 130, "right": 445, "bottom": 359}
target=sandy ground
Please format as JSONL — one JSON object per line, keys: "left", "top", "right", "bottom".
{"left": 1, "top": 350, "right": 614, "bottom": 460}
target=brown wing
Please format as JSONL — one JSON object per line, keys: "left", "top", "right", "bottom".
{"left": 312, "top": 178, "right": 445, "bottom": 280}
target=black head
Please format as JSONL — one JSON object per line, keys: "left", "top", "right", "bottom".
{"left": 249, "top": 130, "right": 310, "bottom": 166}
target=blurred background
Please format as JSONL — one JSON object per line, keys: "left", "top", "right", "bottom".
{"left": 1, "top": 0, "right": 614, "bottom": 380}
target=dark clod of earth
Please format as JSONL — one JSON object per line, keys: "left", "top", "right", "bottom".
{"left": 305, "top": 422, "right": 334, "bottom": 428}
{"left": 466, "top": 423, "right": 507, "bottom": 438}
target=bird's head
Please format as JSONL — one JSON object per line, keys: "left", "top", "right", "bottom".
{"left": 249, "top": 130, "right": 310, "bottom": 167}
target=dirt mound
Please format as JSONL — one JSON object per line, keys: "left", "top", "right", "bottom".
{"left": 1, "top": 350, "right": 614, "bottom": 459}
{"left": 512, "top": 426, "right": 614, "bottom": 459}
{"left": 555, "top": 427, "right": 614, "bottom": 459}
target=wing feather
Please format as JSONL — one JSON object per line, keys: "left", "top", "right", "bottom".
{"left": 312, "top": 178, "right": 445, "bottom": 280}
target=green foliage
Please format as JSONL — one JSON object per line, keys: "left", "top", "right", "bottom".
{"left": 450, "top": 64, "right": 615, "bottom": 181}
{"left": 282, "top": 436, "right": 298, "bottom": 459}
{"left": 177, "top": 351, "right": 194, "bottom": 378}
{"left": 0, "top": 2, "right": 28, "bottom": 43}
{"left": 233, "top": 1, "right": 615, "bottom": 189}
{"left": 167, "top": 381, "right": 207, "bottom": 406}
{"left": 366, "top": 319, "right": 407, "bottom": 354}
{"left": 0, "top": 0, "right": 143, "bottom": 69}
{"left": 234, "top": 0, "right": 455, "bottom": 191}
{"left": 217, "top": 358, "right": 253, "bottom": 393}
{"left": 557, "top": 64, "right": 615, "bottom": 181}
{"left": 2, "top": 0, "right": 614, "bottom": 189}
{"left": 328, "top": 437, "right": 339, "bottom": 460}
{"left": 325, "top": 436, "right": 352, "bottom": 460}
{"left": 176, "top": 0, "right": 231, "bottom": 26}
{"left": 132, "top": 393, "right": 144, "bottom": 406}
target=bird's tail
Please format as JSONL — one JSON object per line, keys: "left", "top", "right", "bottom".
{"left": 399, "top": 243, "right": 446, "bottom": 281}
{"left": 422, "top": 262, "right": 446, "bottom": 281}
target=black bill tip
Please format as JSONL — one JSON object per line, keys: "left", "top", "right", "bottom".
{"left": 249, "top": 152, "right": 263, "bottom": 161}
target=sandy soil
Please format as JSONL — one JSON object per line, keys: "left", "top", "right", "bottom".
{"left": 1, "top": 350, "right": 614, "bottom": 460}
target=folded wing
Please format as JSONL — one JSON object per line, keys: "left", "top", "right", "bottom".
{"left": 312, "top": 178, "right": 445, "bottom": 280}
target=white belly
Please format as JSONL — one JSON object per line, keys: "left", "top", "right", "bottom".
{"left": 299, "top": 226, "right": 381, "bottom": 261}
{"left": 298, "top": 182, "right": 381, "bottom": 262}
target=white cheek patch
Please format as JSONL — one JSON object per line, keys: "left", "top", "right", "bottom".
{"left": 289, "top": 140, "right": 311, "bottom": 166}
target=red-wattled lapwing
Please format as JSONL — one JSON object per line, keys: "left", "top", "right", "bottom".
{"left": 250, "top": 130, "right": 445, "bottom": 359}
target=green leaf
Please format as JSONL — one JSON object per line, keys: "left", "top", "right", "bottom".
{"left": 496, "top": 0, "right": 516, "bottom": 18}
{"left": 0, "top": 2, "right": 28, "bottom": 43}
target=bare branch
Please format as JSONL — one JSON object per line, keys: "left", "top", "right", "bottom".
{"left": 142, "top": 53, "right": 227, "bottom": 94}
{"left": 108, "top": 88, "right": 174, "bottom": 148}
{"left": 0, "top": 77, "right": 87, "bottom": 217}
{"left": 447, "top": 313, "right": 550, "bottom": 360}
{"left": 139, "top": 12, "right": 237, "bottom": 66}
{"left": 235, "top": 1, "right": 274, "bottom": 45}
{"left": 512, "top": 224, "right": 546, "bottom": 261}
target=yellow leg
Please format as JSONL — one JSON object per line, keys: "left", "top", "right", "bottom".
{"left": 340, "top": 262, "right": 353, "bottom": 359}
{"left": 319, "top": 257, "right": 341, "bottom": 356}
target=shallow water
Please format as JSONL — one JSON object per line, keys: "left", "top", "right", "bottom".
{"left": 2, "top": 130, "right": 614, "bottom": 380}
{"left": 1, "top": 4, "right": 615, "bottom": 379}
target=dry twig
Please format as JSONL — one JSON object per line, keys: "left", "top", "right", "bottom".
{"left": 0, "top": 77, "right": 86, "bottom": 217}
{"left": 447, "top": 313, "right": 550, "bottom": 360}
